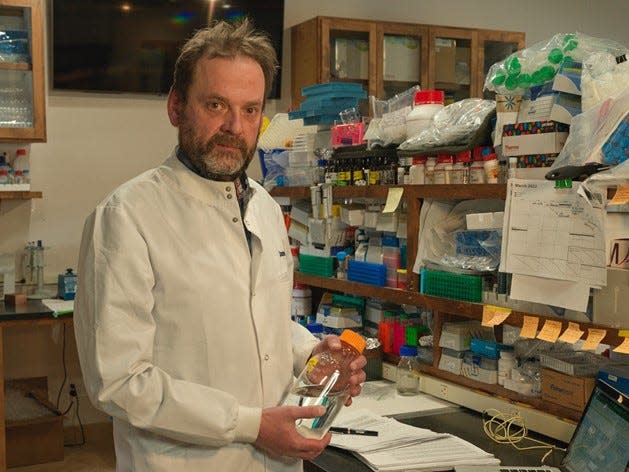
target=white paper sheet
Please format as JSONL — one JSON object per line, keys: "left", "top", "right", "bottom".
{"left": 501, "top": 179, "right": 606, "bottom": 288}
{"left": 509, "top": 274, "right": 592, "bottom": 312}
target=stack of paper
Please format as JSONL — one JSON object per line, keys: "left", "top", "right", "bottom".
{"left": 330, "top": 409, "right": 499, "bottom": 471}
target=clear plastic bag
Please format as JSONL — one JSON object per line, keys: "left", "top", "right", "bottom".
{"left": 550, "top": 87, "right": 629, "bottom": 170}
{"left": 484, "top": 32, "right": 627, "bottom": 96}
{"left": 399, "top": 99, "right": 495, "bottom": 152}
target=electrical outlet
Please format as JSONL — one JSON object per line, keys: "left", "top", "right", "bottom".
{"left": 439, "top": 384, "right": 448, "bottom": 398}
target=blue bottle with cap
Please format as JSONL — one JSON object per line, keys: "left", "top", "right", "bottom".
{"left": 57, "top": 268, "right": 77, "bottom": 300}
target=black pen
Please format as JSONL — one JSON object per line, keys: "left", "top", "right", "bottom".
{"left": 329, "top": 427, "right": 379, "bottom": 436}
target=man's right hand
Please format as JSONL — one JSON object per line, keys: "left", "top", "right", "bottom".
{"left": 253, "top": 405, "right": 331, "bottom": 461}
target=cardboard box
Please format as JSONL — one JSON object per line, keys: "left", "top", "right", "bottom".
{"left": 541, "top": 368, "right": 595, "bottom": 411}
{"left": 434, "top": 38, "right": 457, "bottom": 83}
{"left": 383, "top": 35, "right": 421, "bottom": 82}
{"left": 550, "top": 92, "right": 582, "bottom": 124}
{"left": 502, "top": 121, "right": 569, "bottom": 156}
{"left": 552, "top": 60, "right": 583, "bottom": 95}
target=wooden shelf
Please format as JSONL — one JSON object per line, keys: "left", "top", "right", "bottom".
{"left": 271, "top": 184, "right": 506, "bottom": 201}
{"left": 0, "top": 62, "right": 30, "bottom": 71}
{"left": 296, "top": 272, "right": 625, "bottom": 347}
{"left": 0, "top": 191, "right": 42, "bottom": 200}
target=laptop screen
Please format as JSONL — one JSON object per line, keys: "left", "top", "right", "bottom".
{"left": 562, "top": 379, "right": 629, "bottom": 472}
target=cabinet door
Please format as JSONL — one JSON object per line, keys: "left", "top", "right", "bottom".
{"left": 476, "top": 30, "right": 525, "bottom": 98}
{"left": 322, "top": 18, "right": 377, "bottom": 99}
{"left": 428, "top": 27, "right": 477, "bottom": 103}
{"left": 0, "top": 0, "right": 45, "bottom": 142}
{"left": 376, "top": 23, "right": 428, "bottom": 100}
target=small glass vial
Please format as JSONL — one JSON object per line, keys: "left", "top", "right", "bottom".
{"left": 336, "top": 251, "right": 348, "bottom": 279}
{"left": 396, "top": 345, "right": 420, "bottom": 396}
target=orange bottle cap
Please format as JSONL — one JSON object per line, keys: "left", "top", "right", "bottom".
{"left": 339, "top": 329, "right": 366, "bottom": 353}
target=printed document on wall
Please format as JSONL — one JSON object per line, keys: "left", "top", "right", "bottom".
{"left": 500, "top": 179, "right": 606, "bottom": 288}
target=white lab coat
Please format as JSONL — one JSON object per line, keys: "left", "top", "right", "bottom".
{"left": 74, "top": 151, "right": 318, "bottom": 471}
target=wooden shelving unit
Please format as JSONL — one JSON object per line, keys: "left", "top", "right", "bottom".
{"left": 273, "top": 183, "right": 627, "bottom": 423}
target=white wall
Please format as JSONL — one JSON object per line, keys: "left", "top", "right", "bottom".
{"left": 1, "top": 0, "right": 628, "bottom": 425}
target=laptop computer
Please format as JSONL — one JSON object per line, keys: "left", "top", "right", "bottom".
{"left": 455, "top": 378, "right": 629, "bottom": 472}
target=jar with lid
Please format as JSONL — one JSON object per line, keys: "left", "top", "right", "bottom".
{"left": 433, "top": 154, "right": 453, "bottom": 185}
{"left": 424, "top": 156, "right": 437, "bottom": 184}
{"left": 396, "top": 345, "right": 421, "bottom": 395}
{"left": 409, "top": 156, "right": 426, "bottom": 184}
{"left": 452, "top": 150, "right": 471, "bottom": 184}
{"left": 483, "top": 153, "right": 500, "bottom": 184}
{"left": 469, "top": 153, "right": 486, "bottom": 184}
{"left": 405, "top": 90, "right": 445, "bottom": 140}
{"left": 281, "top": 329, "right": 366, "bottom": 438}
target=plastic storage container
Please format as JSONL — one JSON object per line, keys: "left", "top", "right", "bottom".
{"left": 396, "top": 345, "right": 420, "bottom": 395}
{"left": 281, "top": 329, "right": 366, "bottom": 439}
{"left": 405, "top": 90, "right": 445, "bottom": 139}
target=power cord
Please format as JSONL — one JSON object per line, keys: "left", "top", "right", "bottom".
{"left": 54, "top": 323, "right": 86, "bottom": 447}
{"left": 482, "top": 408, "right": 566, "bottom": 465}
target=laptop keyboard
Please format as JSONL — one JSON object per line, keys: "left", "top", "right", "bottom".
{"left": 499, "top": 469, "right": 556, "bottom": 472}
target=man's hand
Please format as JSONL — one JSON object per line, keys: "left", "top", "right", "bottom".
{"left": 310, "top": 335, "right": 368, "bottom": 406}
{"left": 254, "top": 405, "right": 331, "bottom": 460}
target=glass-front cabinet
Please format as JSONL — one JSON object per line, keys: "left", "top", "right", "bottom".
{"left": 291, "top": 17, "right": 377, "bottom": 107}
{"left": 291, "top": 16, "right": 525, "bottom": 108}
{"left": 0, "top": 0, "right": 45, "bottom": 142}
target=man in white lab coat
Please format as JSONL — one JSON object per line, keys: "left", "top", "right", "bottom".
{"left": 74, "top": 19, "right": 367, "bottom": 472}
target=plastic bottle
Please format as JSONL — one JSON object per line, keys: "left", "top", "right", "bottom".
{"left": 13, "top": 148, "right": 28, "bottom": 172}
{"left": 469, "top": 153, "right": 486, "bottom": 184}
{"left": 433, "top": 154, "right": 453, "bottom": 184}
{"left": 409, "top": 156, "right": 426, "bottom": 184}
{"left": 281, "top": 329, "right": 366, "bottom": 439}
{"left": 424, "top": 156, "right": 437, "bottom": 184}
{"left": 483, "top": 153, "right": 500, "bottom": 184}
{"left": 452, "top": 150, "right": 471, "bottom": 184}
{"left": 405, "top": 90, "right": 445, "bottom": 139}
{"left": 396, "top": 345, "right": 420, "bottom": 395}
{"left": 291, "top": 283, "right": 312, "bottom": 325}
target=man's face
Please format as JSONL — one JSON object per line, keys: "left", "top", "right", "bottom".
{"left": 168, "top": 56, "right": 265, "bottom": 181}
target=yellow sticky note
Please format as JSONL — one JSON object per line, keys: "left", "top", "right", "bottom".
{"left": 520, "top": 315, "right": 539, "bottom": 339}
{"left": 609, "top": 185, "right": 629, "bottom": 205}
{"left": 613, "top": 337, "right": 629, "bottom": 354}
{"left": 558, "top": 322, "right": 584, "bottom": 344}
{"left": 537, "top": 320, "right": 563, "bottom": 343}
{"left": 482, "top": 305, "right": 512, "bottom": 327}
{"left": 581, "top": 328, "right": 607, "bottom": 351}
{"left": 382, "top": 187, "right": 404, "bottom": 213}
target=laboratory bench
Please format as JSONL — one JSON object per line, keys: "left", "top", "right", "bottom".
{"left": 0, "top": 299, "right": 72, "bottom": 470}
{"left": 305, "top": 406, "right": 567, "bottom": 471}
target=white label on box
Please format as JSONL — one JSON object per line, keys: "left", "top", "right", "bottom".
{"left": 502, "top": 132, "right": 568, "bottom": 156}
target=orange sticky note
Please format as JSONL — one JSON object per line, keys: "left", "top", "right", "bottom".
{"left": 482, "top": 305, "right": 512, "bottom": 327}
{"left": 558, "top": 322, "right": 584, "bottom": 344}
{"left": 537, "top": 320, "right": 563, "bottom": 343}
{"left": 609, "top": 185, "right": 629, "bottom": 205}
{"left": 613, "top": 337, "right": 629, "bottom": 354}
{"left": 520, "top": 315, "right": 539, "bottom": 339}
{"left": 581, "top": 328, "right": 607, "bottom": 351}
